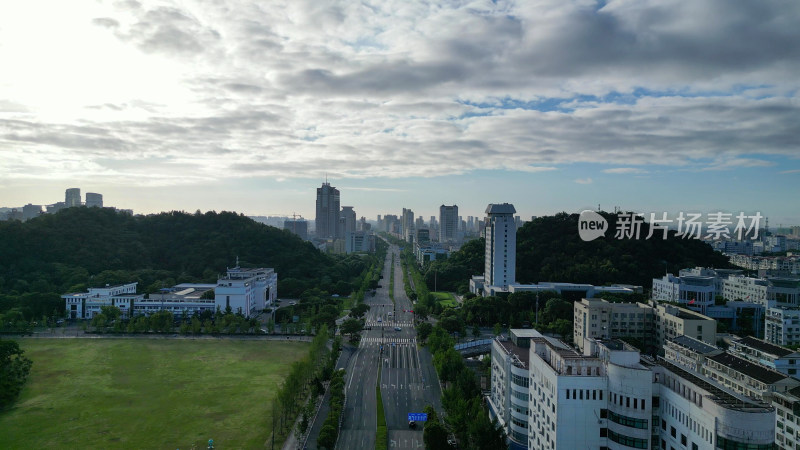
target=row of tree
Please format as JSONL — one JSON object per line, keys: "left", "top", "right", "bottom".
{"left": 317, "top": 368, "right": 346, "bottom": 449}
{"left": 0, "top": 338, "right": 32, "bottom": 408}
{"left": 420, "top": 325, "right": 506, "bottom": 450}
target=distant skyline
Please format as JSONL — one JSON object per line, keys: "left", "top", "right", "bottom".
{"left": 2, "top": 1, "right": 799, "bottom": 224}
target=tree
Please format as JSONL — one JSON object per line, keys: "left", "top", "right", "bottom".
{"left": 91, "top": 313, "right": 107, "bottom": 332}
{"left": 472, "top": 325, "right": 481, "bottom": 338}
{"left": 0, "top": 339, "right": 33, "bottom": 408}
{"left": 492, "top": 322, "right": 502, "bottom": 336}
{"left": 99, "top": 305, "right": 122, "bottom": 322}
{"left": 423, "top": 420, "right": 450, "bottom": 450}
{"left": 340, "top": 318, "right": 364, "bottom": 340}
{"left": 416, "top": 322, "right": 433, "bottom": 342}
{"left": 317, "top": 424, "right": 337, "bottom": 449}
{"left": 349, "top": 303, "right": 370, "bottom": 319}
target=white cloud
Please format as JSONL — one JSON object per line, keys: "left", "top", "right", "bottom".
{"left": 574, "top": 178, "right": 593, "bottom": 185}
{"left": 0, "top": 0, "right": 798, "bottom": 185}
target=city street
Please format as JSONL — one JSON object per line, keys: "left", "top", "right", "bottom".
{"left": 337, "top": 243, "right": 443, "bottom": 450}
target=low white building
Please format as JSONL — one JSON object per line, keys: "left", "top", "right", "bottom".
{"left": 63, "top": 283, "right": 143, "bottom": 319}
{"left": 652, "top": 273, "right": 716, "bottom": 313}
{"left": 215, "top": 266, "right": 277, "bottom": 318}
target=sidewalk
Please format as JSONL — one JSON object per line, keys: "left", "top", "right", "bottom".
{"left": 284, "top": 344, "right": 356, "bottom": 450}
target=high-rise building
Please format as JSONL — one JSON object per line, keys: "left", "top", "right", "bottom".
{"left": 484, "top": 203, "right": 516, "bottom": 289}
{"left": 402, "top": 208, "right": 415, "bottom": 243}
{"left": 85, "top": 192, "right": 103, "bottom": 208}
{"left": 315, "top": 182, "right": 340, "bottom": 239}
{"left": 65, "top": 188, "right": 81, "bottom": 207}
{"left": 439, "top": 205, "right": 458, "bottom": 242}
{"left": 341, "top": 206, "right": 356, "bottom": 237}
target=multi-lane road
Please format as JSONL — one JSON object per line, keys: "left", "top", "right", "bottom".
{"left": 337, "top": 244, "right": 443, "bottom": 450}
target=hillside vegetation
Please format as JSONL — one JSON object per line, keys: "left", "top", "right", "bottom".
{"left": 424, "top": 211, "right": 732, "bottom": 293}
{"left": 0, "top": 207, "right": 367, "bottom": 319}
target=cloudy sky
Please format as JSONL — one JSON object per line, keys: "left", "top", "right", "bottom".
{"left": 1, "top": 0, "right": 799, "bottom": 224}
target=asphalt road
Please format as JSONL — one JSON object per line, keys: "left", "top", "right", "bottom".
{"left": 338, "top": 243, "right": 444, "bottom": 450}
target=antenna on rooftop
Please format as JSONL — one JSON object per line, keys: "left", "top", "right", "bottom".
{"left": 236, "top": 256, "right": 239, "bottom": 268}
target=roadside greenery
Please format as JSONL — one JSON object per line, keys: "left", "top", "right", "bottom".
{"left": 317, "top": 368, "right": 346, "bottom": 450}
{"left": 423, "top": 325, "right": 506, "bottom": 450}
{"left": 375, "top": 385, "right": 388, "bottom": 450}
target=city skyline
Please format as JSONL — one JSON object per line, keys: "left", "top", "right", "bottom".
{"left": 1, "top": 1, "right": 799, "bottom": 224}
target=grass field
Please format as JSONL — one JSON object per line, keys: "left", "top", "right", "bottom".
{"left": 0, "top": 338, "right": 309, "bottom": 449}
{"left": 431, "top": 291, "right": 458, "bottom": 308}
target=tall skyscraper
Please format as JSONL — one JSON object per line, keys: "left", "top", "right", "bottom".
{"left": 484, "top": 203, "right": 516, "bottom": 289}
{"left": 65, "top": 188, "right": 81, "bottom": 207}
{"left": 85, "top": 192, "right": 103, "bottom": 208}
{"left": 439, "top": 204, "right": 458, "bottom": 242}
{"left": 341, "top": 206, "right": 356, "bottom": 237}
{"left": 315, "top": 182, "right": 340, "bottom": 239}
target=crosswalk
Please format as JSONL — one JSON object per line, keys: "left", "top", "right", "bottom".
{"left": 365, "top": 321, "right": 414, "bottom": 328}
{"left": 361, "top": 337, "right": 416, "bottom": 344}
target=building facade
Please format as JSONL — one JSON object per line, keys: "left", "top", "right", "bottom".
{"left": 315, "top": 182, "right": 340, "bottom": 239}
{"left": 729, "top": 336, "right": 800, "bottom": 377}
{"left": 283, "top": 218, "right": 308, "bottom": 240}
{"left": 85, "top": 192, "right": 103, "bottom": 208}
{"left": 63, "top": 283, "right": 144, "bottom": 319}
{"left": 484, "top": 203, "right": 517, "bottom": 292}
{"left": 439, "top": 204, "right": 458, "bottom": 243}
{"left": 766, "top": 307, "right": 800, "bottom": 347}
{"left": 215, "top": 266, "right": 277, "bottom": 317}
{"left": 65, "top": 188, "right": 81, "bottom": 207}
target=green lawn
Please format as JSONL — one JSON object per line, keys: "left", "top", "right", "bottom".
{"left": 0, "top": 338, "right": 309, "bottom": 449}
{"left": 431, "top": 291, "right": 458, "bottom": 308}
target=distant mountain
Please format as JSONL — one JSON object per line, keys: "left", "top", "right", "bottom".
{"left": 425, "top": 211, "right": 732, "bottom": 293}
{"left": 0, "top": 207, "right": 353, "bottom": 299}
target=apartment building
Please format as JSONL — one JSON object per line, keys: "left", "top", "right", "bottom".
{"left": 573, "top": 298, "right": 716, "bottom": 352}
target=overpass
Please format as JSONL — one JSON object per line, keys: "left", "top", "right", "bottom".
{"left": 454, "top": 338, "right": 493, "bottom": 357}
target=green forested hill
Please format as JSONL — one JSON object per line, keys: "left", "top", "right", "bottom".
{"left": 0, "top": 208, "right": 364, "bottom": 318}
{"left": 425, "top": 211, "right": 732, "bottom": 293}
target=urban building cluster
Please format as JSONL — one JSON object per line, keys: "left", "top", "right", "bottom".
{"left": 707, "top": 225, "right": 800, "bottom": 256}
{"left": 306, "top": 181, "right": 375, "bottom": 254}
{"left": 489, "top": 329, "right": 778, "bottom": 450}
{"left": 0, "top": 187, "right": 129, "bottom": 221}
{"left": 458, "top": 202, "right": 800, "bottom": 448}
{"left": 62, "top": 266, "right": 277, "bottom": 320}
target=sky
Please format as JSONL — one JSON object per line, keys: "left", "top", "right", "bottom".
{"left": 1, "top": 0, "right": 799, "bottom": 225}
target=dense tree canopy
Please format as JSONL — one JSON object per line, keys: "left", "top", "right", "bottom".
{"left": 0, "top": 339, "right": 33, "bottom": 408}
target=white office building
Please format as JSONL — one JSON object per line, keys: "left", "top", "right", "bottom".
{"left": 483, "top": 203, "right": 516, "bottom": 293}
{"left": 652, "top": 273, "right": 716, "bottom": 313}
{"left": 215, "top": 266, "right": 277, "bottom": 317}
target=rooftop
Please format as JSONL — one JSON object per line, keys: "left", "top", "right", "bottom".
{"left": 485, "top": 203, "right": 516, "bottom": 215}
{"left": 709, "top": 352, "right": 789, "bottom": 385}
{"left": 670, "top": 335, "right": 720, "bottom": 355}
{"left": 498, "top": 339, "right": 530, "bottom": 368}
{"left": 657, "top": 358, "right": 773, "bottom": 412}
{"left": 735, "top": 336, "right": 793, "bottom": 358}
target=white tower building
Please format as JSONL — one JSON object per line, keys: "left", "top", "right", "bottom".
{"left": 484, "top": 203, "right": 517, "bottom": 290}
